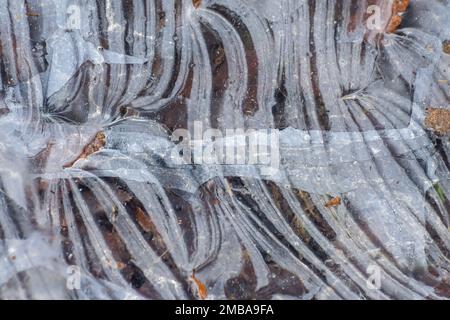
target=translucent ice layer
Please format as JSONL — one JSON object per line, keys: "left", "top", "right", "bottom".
{"left": 0, "top": 0, "right": 449, "bottom": 299}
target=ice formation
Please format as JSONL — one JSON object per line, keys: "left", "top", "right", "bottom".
{"left": 0, "top": 0, "right": 449, "bottom": 299}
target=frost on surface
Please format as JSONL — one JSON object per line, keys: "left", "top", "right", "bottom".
{"left": 0, "top": 0, "right": 449, "bottom": 299}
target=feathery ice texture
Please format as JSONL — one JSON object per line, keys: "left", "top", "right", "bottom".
{"left": 0, "top": 0, "right": 449, "bottom": 299}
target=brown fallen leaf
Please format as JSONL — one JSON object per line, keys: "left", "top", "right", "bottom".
{"left": 136, "top": 207, "right": 154, "bottom": 233}
{"left": 26, "top": 11, "right": 40, "bottom": 17}
{"left": 424, "top": 107, "right": 450, "bottom": 136}
{"left": 325, "top": 196, "right": 341, "bottom": 208}
{"left": 82, "top": 131, "right": 106, "bottom": 157}
{"left": 386, "top": 0, "right": 410, "bottom": 33}
{"left": 63, "top": 131, "right": 106, "bottom": 168}
{"left": 392, "top": 0, "right": 410, "bottom": 13}
{"left": 192, "top": 0, "right": 201, "bottom": 9}
{"left": 385, "top": 15, "right": 403, "bottom": 34}
{"left": 190, "top": 271, "right": 207, "bottom": 300}
{"left": 443, "top": 40, "right": 450, "bottom": 55}
{"left": 25, "top": 3, "right": 40, "bottom": 17}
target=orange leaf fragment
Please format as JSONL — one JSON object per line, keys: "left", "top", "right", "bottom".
{"left": 190, "top": 272, "right": 207, "bottom": 300}
{"left": 386, "top": 0, "right": 410, "bottom": 33}
{"left": 385, "top": 15, "right": 402, "bottom": 34}
{"left": 325, "top": 196, "right": 341, "bottom": 208}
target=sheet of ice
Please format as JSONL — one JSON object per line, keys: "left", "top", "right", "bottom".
{"left": 0, "top": 0, "right": 449, "bottom": 299}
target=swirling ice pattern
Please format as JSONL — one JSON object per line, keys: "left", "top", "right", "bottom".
{"left": 0, "top": 0, "right": 449, "bottom": 299}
